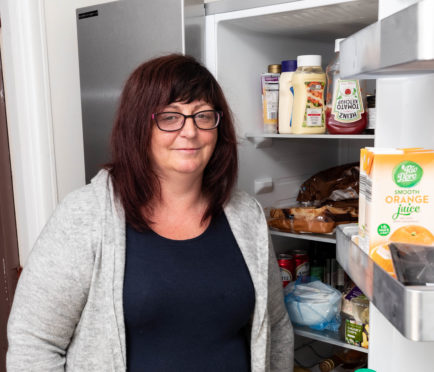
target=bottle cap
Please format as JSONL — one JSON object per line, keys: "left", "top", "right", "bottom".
{"left": 335, "top": 38, "right": 345, "bottom": 52}
{"left": 281, "top": 60, "right": 297, "bottom": 72}
{"left": 297, "top": 55, "right": 322, "bottom": 67}
{"left": 268, "top": 64, "right": 281, "bottom": 73}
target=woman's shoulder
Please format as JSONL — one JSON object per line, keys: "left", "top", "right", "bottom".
{"left": 49, "top": 170, "right": 111, "bottom": 232}
{"left": 225, "top": 189, "right": 265, "bottom": 220}
{"left": 228, "top": 189, "right": 262, "bottom": 208}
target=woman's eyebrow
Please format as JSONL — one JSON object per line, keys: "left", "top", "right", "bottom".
{"left": 162, "top": 102, "right": 212, "bottom": 112}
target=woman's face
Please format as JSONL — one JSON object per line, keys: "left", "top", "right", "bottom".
{"left": 150, "top": 100, "right": 218, "bottom": 180}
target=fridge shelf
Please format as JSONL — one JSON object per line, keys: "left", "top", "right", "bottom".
{"left": 245, "top": 133, "right": 375, "bottom": 147}
{"left": 270, "top": 229, "right": 336, "bottom": 244}
{"left": 340, "top": 0, "right": 434, "bottom": 78}
{"left": 245, "top": 133, "right": 375, "bottom": 140}
{"left": 293, "top": 325, "right": 368, "bottom": 354}
{"left": 336, "top": 224, "right": 434, "bottom": 341}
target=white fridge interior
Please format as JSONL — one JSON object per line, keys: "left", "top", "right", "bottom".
{"left": 205, "top": 0, "right": 377, "bottom": 209}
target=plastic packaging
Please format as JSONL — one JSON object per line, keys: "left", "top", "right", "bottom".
{"left": 296, "top": 162, "right": 360, "bottom": 206}
{"left": 284, "top": 278, "right": 341, "bottom": 331}
{"left": 291, "top": 55, "right": 326, "bottom": 134}
{"left": 390, "top": 242, "right": 434, "bottom": 285}
{"left": 278, "top": 59, "right": 297, "bottom": 133}
{"left": 267, "top": 204, "right": 358, "bottom": 234}
{"left": 325, "top": 38, "right": 367, "bottom": 134}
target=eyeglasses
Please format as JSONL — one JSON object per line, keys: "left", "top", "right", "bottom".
{"left": 152, "top": 110, "right": 222, "bottom": 132}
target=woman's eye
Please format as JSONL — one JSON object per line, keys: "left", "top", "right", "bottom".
{"left": 196, "top": 112, "right": 212, "bottom": 120}
{"left": 161, "top": 114, "right": 179, "bottom": 122}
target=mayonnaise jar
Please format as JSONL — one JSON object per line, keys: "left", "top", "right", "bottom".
{"left": 291, "top": 55, "right": 326, "bottom": 134}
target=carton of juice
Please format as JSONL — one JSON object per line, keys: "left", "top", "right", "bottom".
{"left": 359, "top": 148, "right": 434, "bottom": 276}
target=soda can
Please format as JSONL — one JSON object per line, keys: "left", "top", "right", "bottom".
{"left": 293, "top": 250, "right": 310, "bottom": 281}
{"left": 277, "top": 254, "right": 295, "bottom": 287}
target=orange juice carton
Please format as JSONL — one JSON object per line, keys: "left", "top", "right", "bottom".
{"left": 359, "top": 148, "right": 434, "bottom": 276}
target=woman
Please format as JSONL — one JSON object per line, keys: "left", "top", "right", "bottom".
{"left": 7, "top": 54, "right": 293, "bottom": 371}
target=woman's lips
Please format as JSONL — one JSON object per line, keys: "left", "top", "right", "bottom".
{"left": 175, "top": 147, "right": 200, "bottom": 154}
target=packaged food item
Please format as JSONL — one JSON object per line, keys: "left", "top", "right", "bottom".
{"left": 278, "top": 59, "right": 297, "bottom": 134}
{"left": 325, "top": 38, "right": 367, "bottom": 134}
{"left": 291, "top": 55, "right": 326, "bottom": 134}
{"left": 261, "top": 64, "right": 280, "bottom": 133}
{"left": 341, "top": 285, "right": 370, "bottom": 349}
{"left": 358, "top": 147, "right": 434, "bottom": 276}
{"left": 268, "top": 204, "right": 358, "bottom": 234}
{"left": 277, "top": 253, "right": 295, "bottom": 287}
{"left": 296, "top": 162, "right": 360, "bottom": 206}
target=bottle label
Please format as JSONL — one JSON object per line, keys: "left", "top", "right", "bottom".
{"left": 303, "top": 81, "right": 325, "bottom": 127}
{"left": 332, "top": 80, "right": 365, "bottom": 123}
{"left": 261, "top": 73, "right": 279, "bottom": 132}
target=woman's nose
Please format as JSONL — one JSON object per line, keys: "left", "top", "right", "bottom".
{"left": 179, "top": 116, "right": 198, "bottom": 137}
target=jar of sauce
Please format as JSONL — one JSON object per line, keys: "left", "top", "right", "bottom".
{"left": 292, "top": 55, "right": 326, "bottom": 134}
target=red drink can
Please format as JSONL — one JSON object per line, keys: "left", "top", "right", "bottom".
{"left": 294, "top": 250, "right": 310, "bottom": 280}
{"left": 277, "top": 254, "right": 295, "bottom": 287}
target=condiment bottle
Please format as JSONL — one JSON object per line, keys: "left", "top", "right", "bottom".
{"left": 291, "top": 55, "right": 326, "bottom": 134}
{"left": 325, "top": 38, "right": 368, "bottom": 134}
{"left": 278, "top": 60, "right": 297, "bottom": 134}
{"left": 366, "top": 94, "right": 376, "bottom": 134}
{"left": 261, "top": 64, "right": 281, "bottom": 133}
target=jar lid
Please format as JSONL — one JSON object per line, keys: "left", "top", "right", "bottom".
{"left": 281, "top": 60, "right": 297, "bottom": 72}
{"left": 335, "top": 38, "right": 345, "bottom": 52}
{"left": 297, "top": 55, "right": 322, "bottom": 67}
{"left": 268, "top": 64, "right": 281, "bottom": 73}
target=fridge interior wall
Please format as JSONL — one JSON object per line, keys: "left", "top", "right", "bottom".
{"left": 215, "top": 20, "right": 374, "bottom": 251}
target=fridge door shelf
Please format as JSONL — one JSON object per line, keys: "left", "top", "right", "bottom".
{"left": 340, "top": 0, "right": 434, "bottom": 78}
{"left": 336, "top": 224, "right": 434, "bottom": 341}
{"left": 293, "top": 325, "right": 368, "bottom": 354}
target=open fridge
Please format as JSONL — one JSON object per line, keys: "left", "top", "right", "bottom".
{"left": 203, "top": 0, "right": 434, "bottom": 371}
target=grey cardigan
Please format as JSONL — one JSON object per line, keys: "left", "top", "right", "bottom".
{"left": 7, "top": 170, "right": 294, "bottom": 371}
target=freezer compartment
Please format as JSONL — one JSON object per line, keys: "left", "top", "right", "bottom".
{"left": 340, "top": 0, "right": 434, "bottom": 78}
{"left": 336, "top": 224, "right": 434, "bottom": 341}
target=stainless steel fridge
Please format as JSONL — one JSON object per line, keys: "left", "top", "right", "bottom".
{"left": 76, "top": 0, "right": 205, "bottom": 182}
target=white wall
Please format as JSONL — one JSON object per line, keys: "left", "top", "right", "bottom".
{"left": 0, "top": 0, "right": 117, "bottom": 265}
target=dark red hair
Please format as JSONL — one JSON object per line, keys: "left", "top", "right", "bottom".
{"left": 106, "top": 54, "right": 238, "bottom": 231}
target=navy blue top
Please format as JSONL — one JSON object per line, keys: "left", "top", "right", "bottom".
{"left": 123, "top": 212, "right": 255, "bottom": 372}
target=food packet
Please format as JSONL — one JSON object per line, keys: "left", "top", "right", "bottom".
{"left": 297, "top": 162, "right": 360, "bottom": 206}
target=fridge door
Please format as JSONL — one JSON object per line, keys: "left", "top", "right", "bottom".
{"left": 338, "top": 1, "right": 434, "bottom": 371}
{"left": 76, "top": 0, "right": 204, "bottom": 182}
